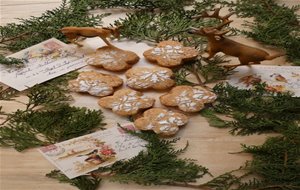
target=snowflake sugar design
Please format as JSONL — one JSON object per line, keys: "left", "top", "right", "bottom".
{"left": 68, "top": 71, "right": 123, "bottom": 97}
{"left": 134, "top": 108, "right": 188, "bottom": 136}
{"left": 143, "top": 41, "right": 198, "bottom": 67}
{"left": 151, "top": 45, "right": 184, "bottom": 60}
{"left": 111, "top": 92, "right": 141, "bottom": 112}
{"left": 126, "top": 67, "right": 174, "bottom": 90}
{"left": 77, "top": 80, "right": 112, "bottom": 96}
{"left": 160, "top": 86, "right": 217, "bottom": 112}
{"left": 87, "top": 47, "right": 139, "bottom": 71}
{"left": 98, "top": 89, "right": 155, "bottom": 116}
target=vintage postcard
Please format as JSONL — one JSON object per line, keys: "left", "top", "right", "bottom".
{"left": 0, "top": 38, "right": 86, "bottom": 91}
{"left": 227, "top": 65, "right": 300, "bottom": 96}
{"left": 39, "top": 123, "right": 147, "bottom": 179}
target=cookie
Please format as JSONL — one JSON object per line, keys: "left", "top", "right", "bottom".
{"left": 98, "top": 88, "right": 155, "bottom": 116}
{"left": 134, "top": 108, "right": 188, "bottom": 136}
{"left": 68, "top": 71, "right": 123, "bottom": 96}
{"left": 125, "top": 67, "right": 175, "bottom": 90}
{"left": 87, "top": 46, "right": 139, "bottom": 71}
{"left": 160, "top": 85, "right": 217, "bottom": 112}
{"left": 143, "top": 41, "right": 198, "bottom": 67}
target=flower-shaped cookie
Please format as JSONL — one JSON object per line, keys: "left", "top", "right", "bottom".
{"left": 98, "top": 89, "right": 155, "bottom": 116}
{"left": 134, "top": 108, "right": 189, "bottom": 136}
{"left": 87, "top": 46, "right": 139, "bottom": 71}
{"left": 143, "top": 41, "right": 198, "bottom": 67}
{"left": 68, "top": 71, "right": 123, "bottom": 96}
{"left": 160, "top": 85, "right": 217, "bottom": 112}
{"left": 125, "top": 67, "right": 175, "bottom": 90}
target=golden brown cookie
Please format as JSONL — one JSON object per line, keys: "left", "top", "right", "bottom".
{"left": 98, "top": 88, "right": 155, "bottom": 116}
{"left": 134, "top": 108, "right": 188, "bottom": 136}
{"left": 143, "top": 41, "right": 198, "bottom": 67}
{"left": 160, "top": 85, "right": 217, "bottom": 112}
{"left": 125, "top": 67, "right": 175, "bottom": 90}
{"left": 87, "top": 46, "right": 139, "bottom": 71}
{"left": 68, "top": 71, "right": 123, "bottom": 96}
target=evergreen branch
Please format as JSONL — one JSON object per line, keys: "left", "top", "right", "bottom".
{"left": 200, "top": 108, "right": 227, "bottom": 128}
{"left": 0, "top": 71, "right": 106, "bottom": 151}
{"left": 0, "top": 55, "right": 25, "bottom": 67}
{"left": 93, "top": 131, "right": 210, "bottom": 186}
{"left": 174, "top": 56, "right": 234, "bottom": 86}
{"left": 114, "top": 10, "right": 220, "bottom": 47}
{"left": 0, "top": 105, "right": 105, "bottom": 151}
{"left": 46, "top": 170, "right": 101, "bottom": 190}
{"left": 203, "top": 83, "right": 300, "bottom": 135}
{"left": 229, "top": 0, "right": 300, "bottom": 65}
{"left": 0, "top": 86, "right": 19, "bottom": 100}
{"left": 70, "top": 0, "right": 195, "bottom": 10}
{"left": 0, "top": 0, "right": 108, "bottom": 52}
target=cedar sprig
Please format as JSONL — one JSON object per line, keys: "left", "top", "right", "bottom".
{"left": 229, "top": 0, "right": 300, "bottom": 65}
{"left": 0, "top": 0, "right": 108, "bottom": 52}
{"left": 239, "top": 125, "right": 300, "bottom": 189}
{"left": 0, "top": 86, "right": 19, "bottom": 100}
{"left": 46, "top": 170, "right": 101, "bottom": 190}
{"left": 0, "top": 105, "right": 105, "bottom": 151}
{"left": 0, "top": 71, "right": 106, "bottom": 151}
{"left": 93, "top": 130, "right": 210, "bottom": 186}
{"left": 174, "top": 56, "right": 233, "bottom": 85}
{"left": 114, "top": 10, "right": 221, "bottom": 48}
{"left": 25, "top": 71, "right": 79, "bottom": 109}
{"left": 70, "top": 0, "right": 194, "bottom": 10}
{"left": 201, "top": 83, "right": 300, "bottom": 135}
{"left": 0, "top": 55, "right": 25, "bottom": 67}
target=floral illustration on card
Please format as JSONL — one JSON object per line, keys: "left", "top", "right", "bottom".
{"left": 39, "top": 124, "right": 147, "bottom": 179}
{"left": 228, "top": 66, "right": 300, "bottom": 96}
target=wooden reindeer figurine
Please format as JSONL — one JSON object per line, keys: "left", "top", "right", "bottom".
{"left": 60, "top": 26, "right": 120, "bottom": 47}
{"left": 188, "top": 8, "right": 284, "bottom": 65}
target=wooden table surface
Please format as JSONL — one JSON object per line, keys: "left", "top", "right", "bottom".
{"left": 0, "top": 1, "right": 298, "bottom": 190}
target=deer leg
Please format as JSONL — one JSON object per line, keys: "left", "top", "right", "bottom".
{"left": 238, "top": 57, "right": 250, "bottom": 65}
{"left": 68, "top": 38, "right": 83, "bottom": 47}
{"left": 100, "top": 37, "right": 113, "bottom": 47}
{"left": 251, "top": 61, "right": 261, "bottom": 65}
{"left": 205, "top": 51, "right": 217, "bottom": 59}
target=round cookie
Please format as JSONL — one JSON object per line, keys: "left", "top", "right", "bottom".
{"left": 98, "top": 88, "right": 155, "bottom": 116}
{"left": 134, "top": 108, "right": 188, "bottom": 136}
{"left": 68, "top": 71, "right": 123, "bottom": 96}
{"left": 143, "top": 41, "right": 198, "bottom": 67}
{"left": 160, "top": 85, "right": 217, "bottom": 112}
{"left": 125, "top": 67, "right": 175, "bottom": 90}
{"left": 87, "top": 46, "right": 139, "bottom": 71}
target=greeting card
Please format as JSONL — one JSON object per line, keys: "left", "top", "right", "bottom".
{"left": 227, "top": 65, "right": 300, "bottom": 96}
{"left": 0, "top": 38, "right": 86, "bottom": 91}
{"left": 39, "top": 123, "right": 146, "bottom": 179}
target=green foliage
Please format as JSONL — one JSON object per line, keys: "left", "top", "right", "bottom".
{"left": 242, "top": 132, "right": 300, "bottom": 187}
{"left": 0, "top": 55, "right": 25, "bottom": 67}
{"left": 174, "top": 56, "right": 234, "bottom": 85}
{"left": 70, "top": 0, "right": 194, "bottom": 10}
{"left": 114, "top": 10, "right": 216, "bottom": 47}
{"left": 230, "top": 0, "right": 300, "bottom": 65}
{"left": 94, "top": 131, "right": 209, "bottom": 186}
{"left": 0, "top": 86, "right": 19, "bottom": 100}
{"left": 0, "top": 0, "right": 108, "bottom": 52}
{"left": 46, "top": 170, "right": 101, "bottom": 190}
{"left": 200, "top": 108, "right": 227, "bottom": 128}
{"left": 0, "top": 105, "right": 105, "bottom": 151}
{"left": 0, "top": 71, "right": 106, "bottom": 151}
{"left": 202, "top": 83, "right": 300, "bottom": 135}
{"left": 25, "top": 71, "right": 79, "bottom": 109}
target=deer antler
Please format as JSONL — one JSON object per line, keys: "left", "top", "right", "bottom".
{"left": 192, "top": 8, "right": 234, "bottom": 31}
{"left": 188, "top": 8, "right": 285, "bottom": 65}
{"left": 192, "top": 8, "right": 234, "bottom": 22}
